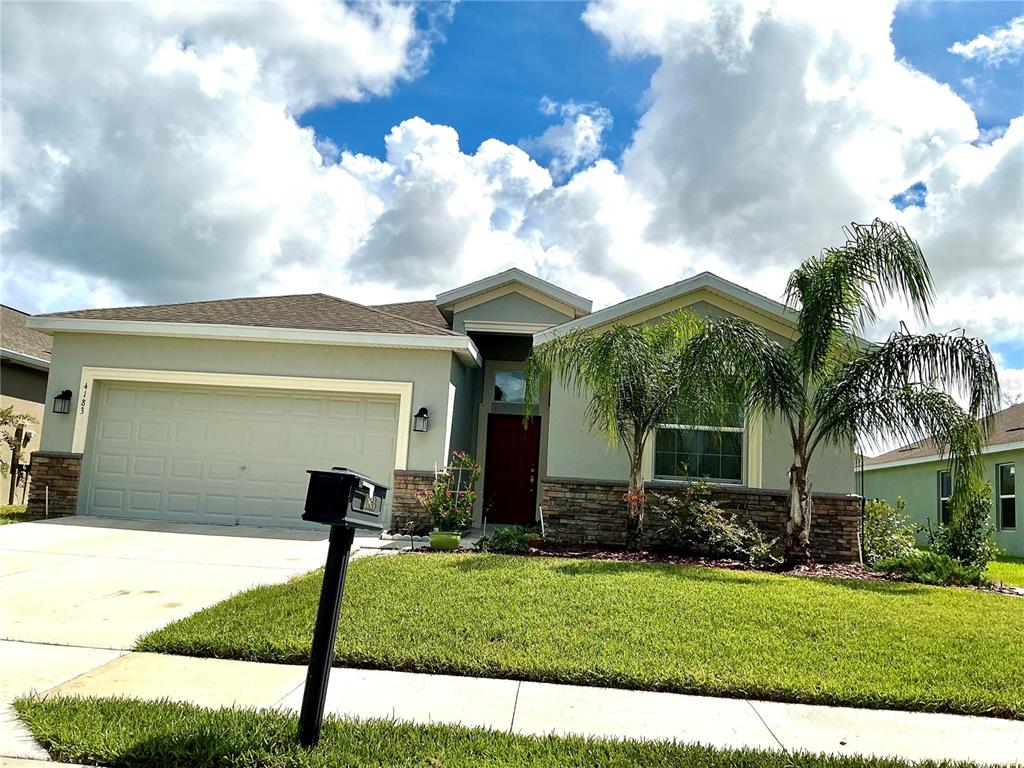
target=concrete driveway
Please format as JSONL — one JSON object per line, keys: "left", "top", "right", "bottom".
{"left": 1, "top": 516, "right": 332, "bottom": 648}
{"left": 0, "top": 515, "right": 338, "bottom": 759}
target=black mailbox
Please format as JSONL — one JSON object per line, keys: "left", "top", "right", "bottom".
{"left": 303, "top": 467, "right": 388, "bottom": 530}
{"left": 297, "top": 466, "right": 390, "bottom": 749}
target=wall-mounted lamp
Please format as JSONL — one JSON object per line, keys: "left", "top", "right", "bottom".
{"left": 413, "top": 407, "right": 430, "bottom": 433}
{"left": 53, "top": 389, "right": 73, "bottom": 415}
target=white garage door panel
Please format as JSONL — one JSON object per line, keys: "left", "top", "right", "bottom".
{"left": 81, "top": 381, "right": 399, "bottom": 527}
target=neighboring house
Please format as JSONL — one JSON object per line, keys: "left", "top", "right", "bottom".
{"left": 858, "top": 403, "right": 1023, "bottom": 557}
{"left": 26, "top": 269, "right": 858, "bottom": 557}
{"left": 1, "top": 305, "right": 52, "bottom": 504}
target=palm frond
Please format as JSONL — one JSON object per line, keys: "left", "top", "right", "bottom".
{"left": 785, "top": 219, "right": 933, "bottom": 380}
{"left": 812, "top": 329, "right": 1001, "bottom": 445}
{"left": 681, "top": 318, "right": 803, "bottom": 427}
{"left": 524, "top": 310, "right": 708, "bottom": 448}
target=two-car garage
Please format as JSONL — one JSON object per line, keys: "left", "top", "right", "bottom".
{"left": 78, "top": 380, "right": 402, "bottom": 528}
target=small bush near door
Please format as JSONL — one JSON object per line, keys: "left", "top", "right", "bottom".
{"left": 479, "top": 526, "right": 531, "bottom": 554}
{"left": 650, "top": 481, "right": 781, "bottom": 568}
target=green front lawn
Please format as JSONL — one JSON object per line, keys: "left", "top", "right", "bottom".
{"left": 988, "top": 556, "right": 1024, "bottom": 588}
{"left": 14, "top": 696, "right": 994, "bottom": 768}
{"left": 138, "top": 553, "right": 1024, "bottom": 719}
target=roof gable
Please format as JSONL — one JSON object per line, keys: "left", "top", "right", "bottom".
{"left": 435, "top": 268, "right": 592, "bottom": 318}
{"left": 535, "top": 272, "right": 799, "bottom": 344}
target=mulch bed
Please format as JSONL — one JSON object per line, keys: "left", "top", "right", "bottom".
{"left": 407, "top": 541, "right": 1024, "bottom": 597}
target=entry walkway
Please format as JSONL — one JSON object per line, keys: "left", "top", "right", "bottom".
{"left": 17, "top": 648, "right": 1024, "bottom": 766}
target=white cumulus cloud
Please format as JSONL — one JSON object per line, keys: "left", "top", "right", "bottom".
{"left": 949, "top": 15, "right": 1024, "bottom": 67}
{"left": 520, "top": 97, "right": 613, "bottom": 180}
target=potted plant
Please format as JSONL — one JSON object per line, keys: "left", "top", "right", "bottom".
{"left": 415, "top": 451, "right": 481, "bottom": 551}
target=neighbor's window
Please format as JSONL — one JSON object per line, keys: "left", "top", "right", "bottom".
{"left": 493, "top": 370, "right": 526, "bottom": 403}
{"left": 997, "top": 463, "right": 1016, "bottom": 530}
{"left": 937, "top": 469, "right": 952, "bottom": 525}
{"left": 655, "top": 403, "right": 744, "bottom": 484}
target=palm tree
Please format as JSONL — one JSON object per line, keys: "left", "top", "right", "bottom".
{"left": 684, "top": 219, "right": 1000, "bottom": 560}
{"left": 525, "top": 311, "right": 739, "bottom": 545}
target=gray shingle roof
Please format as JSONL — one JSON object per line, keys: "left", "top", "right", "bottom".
{"left": 1, "top": 305, "right": 52, "bottom": 360}
{"left": 372, "top": 299, "right": 449, "bottom": 330}
{"left": 35, "top": 294, "right": 461, "bottom": 337}
{"left": 864, "top": 402, "right": 1024, "bottom": 465}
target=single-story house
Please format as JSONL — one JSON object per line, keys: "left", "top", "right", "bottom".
{"left": 858, "top": 403, "right": 1022, "bottom": 557}
{"left": 1, "top": 304, "right": 52, "bottom": 504}
{"left": 26, "top": 269, "right": 860, "bottom": 559}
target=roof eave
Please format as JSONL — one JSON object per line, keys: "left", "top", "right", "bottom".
{"left": 26, "top": 317, "right": 482, "bottom": 367}
{"left": 860, "top": 439, "right": 1024, "bottom": 471}
{"left": 0, "top": 348, "right": 51, "bottom": 371}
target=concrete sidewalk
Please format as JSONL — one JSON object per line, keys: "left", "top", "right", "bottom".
{"left": 27, "top": 650, "right": 1024, "bottom": 766}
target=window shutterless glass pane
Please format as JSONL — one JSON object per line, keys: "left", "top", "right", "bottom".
{"left": 721, "top": 455, "right": 742, "bottom": 481}
{"left": 721, "top": 431, "right": 743, "bottom": 456}
{"left": 655, "top": 452, "right": 675, "bottom": 476}
{"left": 999, "top": 463, "right": 1015, "bottom": 496}
{"left": 655, "top": 430, "right": 675, "bottom": 452}
{"left": 1000, "top": 497, "right": 1016, "bottom": 529}
{"left": 940, "top": 499, "right": 951, "bottom": 525}
{"left": 699, "top": 454, "right": 721, "bottom": 479}
{"left": 493, "top": 371, "right": 525, "bottom": 403}
{"left": 653, "top": 426, "right": 742, "bottom": 483}
{"left": 939, "top": 470, "right": 951, "bottom": 498}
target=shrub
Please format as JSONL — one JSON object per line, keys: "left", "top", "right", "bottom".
{"left": 862, "top": 497, "right": 917, "bottom": 566}
{"left": 414, "top": 451, "right": 481, "bottom": 533}
{"left": 876, "top": 550, "right": 987, "bottom": 587}
{"left": 929, "top": 475, "right": 1000, "bottom": 571}
{"left": 479, "top": 526, "right": 531, "bottom": 554}
{"left": 652, "top": 481, "right": 781, "bottom": 568}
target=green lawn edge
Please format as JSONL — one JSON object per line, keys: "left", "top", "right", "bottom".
{"left": 14, "top": 695, "right": 1006, "bottom": 768}
{"left": 136, "top": 553, "right": 1024, "bottom": 721}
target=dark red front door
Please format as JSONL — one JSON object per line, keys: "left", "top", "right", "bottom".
{"left": 483, "top": 414, "right": 541, "bottom": 525}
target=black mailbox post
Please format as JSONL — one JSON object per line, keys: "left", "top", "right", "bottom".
{"left": 298, "top": 467, "right": 388, "bottom": 749}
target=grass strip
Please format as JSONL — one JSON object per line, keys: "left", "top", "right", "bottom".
{"left": 14, "top": 695, "right": 1006, "bottom": 768}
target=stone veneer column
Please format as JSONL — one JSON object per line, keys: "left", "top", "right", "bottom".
{"left": 389, "top": 469, "right": 436, "bottom": 533}
{"left": 26, "top": 451, "right": 84, "bottom": 517}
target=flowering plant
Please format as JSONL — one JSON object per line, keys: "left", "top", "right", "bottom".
{"left": 414, "top": 451, "right": 481, "bottom": 532}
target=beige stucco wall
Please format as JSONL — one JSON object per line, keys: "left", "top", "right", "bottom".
{"left": 39, "top": 332, "right": 463, "bottom": 473}
{"left": 1, "top": 388, "right": 46, "bottom": 504}
{"left": 541, "top": 298, "right": 855, "bottom": 495}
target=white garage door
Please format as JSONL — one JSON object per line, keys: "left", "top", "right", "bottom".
{"left": 80, "top": 381, "right": 400, "bottom": 527}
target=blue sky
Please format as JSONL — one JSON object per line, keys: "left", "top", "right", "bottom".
{"left": 304, "top": 1, "right": 1023, "bottom": 165}
{"left": 303, "top": 2, "right": 657, "bottom": 161}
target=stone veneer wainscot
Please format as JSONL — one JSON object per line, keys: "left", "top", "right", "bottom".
{"left": 26, "top": 451, "right": 83, "bottom": 517}
{"left": 540, "top": 476, "right": 862, "bottom": 563}
{"left": 388, "top": 469, "right": 436, "bottom": 532}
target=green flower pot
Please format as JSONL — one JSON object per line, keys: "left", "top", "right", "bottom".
{"left": 430, "top": 531, "right": 462, "bottom": 551}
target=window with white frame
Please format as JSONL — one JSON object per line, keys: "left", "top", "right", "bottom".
{"left": 655, "top": 403, "right": 744, "bottom": 484}
{"left": 937, "top": 469, "right": 952, "bottom": 525}
{"left": 997, "top": 463, "right": 1016, "bottom": 530}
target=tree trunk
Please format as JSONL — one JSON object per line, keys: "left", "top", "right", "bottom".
{"left": 786, "top": 460, "right": 813, "bottom": 563}
{"left": 623, "top": 456, "right": 645, "bottom": 551}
